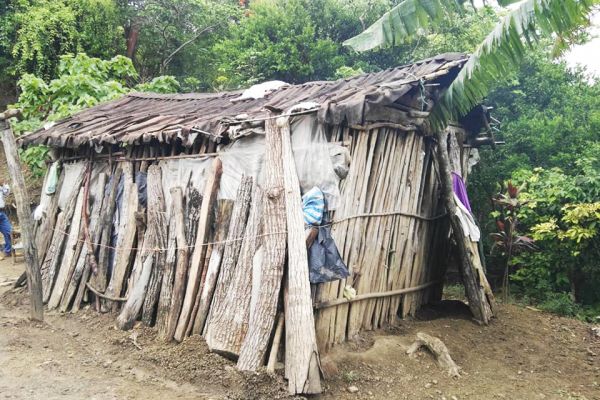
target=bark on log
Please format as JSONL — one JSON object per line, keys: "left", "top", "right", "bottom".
{"left": 191, "top": 199, "right": 234, "bottom": 335}
{"left": 174, "top": 158, "right": 222, "bottom": 342}
{"left": 41, "top": 168, "right": 86, "bottom": 302}
{"left": 141, "top": 165, "right": 167, "bottom": 325}
{"left": 266, "top": 314, "right": 284, "bottom": 373}
{"left": 60, "top": 172, "right": 107, "bottom": 312}
{"left": 279, "top": 116, "right": 321, "bottom": 394}
{"left": 406, "top": 332, "right": 461, "bottom": 378}
{"left": 161, "top": 187, "right": 189, "bottom": 341}
{"left": 1, "top": 115, "right": 44, "bottom": 321}
{"left": 73, "top": 169, "right": 116, "bottom": 312}
{"left": 237, "top": 116, "right": 286, "bottom": 371}
{"left": 36, "top": 171, "right": 64, "bottom": 263}
{"left": 205, "top": 185, "right": 262, "bottom": 358}
{"left": 156, "top": 211, "right": 177, "bottom": 336}
{"left": 435, "top": 130, "right": 494, "bottom": 324}
{"left": 106, "top": 163, "right": 138, "bottom": 310}
{"left": 203, "top": 176, "right": 252, "bottom": 339}
{"left": 47, "top": 188, "right": 85, "bottom": 310}
{"left": 117, "top": 165, "right": 166, "bottom": 330}
{"left": 91, "top": 168, "right": 122, "bottom": 296}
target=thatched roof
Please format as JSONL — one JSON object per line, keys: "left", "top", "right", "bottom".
{"left": 20, "top": 53, "right": 470, "bottom": 149}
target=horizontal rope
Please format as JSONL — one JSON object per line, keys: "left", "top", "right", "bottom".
{"left": 43, "top": 209, "right": 447, "bottom": 254}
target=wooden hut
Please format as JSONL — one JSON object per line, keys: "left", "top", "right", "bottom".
{"left": 20, "top": 52, "right": 495, "bottom": 394}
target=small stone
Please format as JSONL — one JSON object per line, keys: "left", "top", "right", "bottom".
{"left": 451, "top": 396, "right": 458, "bottom": 400}
{"left": 432, "top": 380, "right": 438, "bottom": 385}
{"left": 102, "top": 360, "right": 113, "bottom": 368}
{"left": 425, "top": 383, "right": 432, "bottom": 389}
{"left": 347, "top": 386, "right": 359, "bottom": 393}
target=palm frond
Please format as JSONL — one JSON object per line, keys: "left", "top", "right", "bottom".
{"left": 429, "top": 0, "right": 598, "bottom": 130}
{"left": 342, "top": 0, "right": 472, "bottom": 52}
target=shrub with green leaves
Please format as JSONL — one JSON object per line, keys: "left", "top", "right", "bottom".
{"left": 11, "top": 53, "right": 180, "bottom": 176}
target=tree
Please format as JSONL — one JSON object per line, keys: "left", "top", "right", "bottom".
{"left": 343, "top": 0, "right": 599, "bottom": 129}
{"left": 10, "top": 53, "right": 179, "bottom": 176}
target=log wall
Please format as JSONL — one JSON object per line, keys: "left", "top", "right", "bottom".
{"left": 33, "top": 123, "right": 479, "bottom": 393}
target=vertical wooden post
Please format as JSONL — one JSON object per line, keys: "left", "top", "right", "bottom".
{"left": 279, "top": 115, "right": 322, "bottom": 395}
{"left": 435, "top": 129, "right": 494, "bottom": 324}
{"left": 0, "top": 109, "right": 43, "bottom": 321}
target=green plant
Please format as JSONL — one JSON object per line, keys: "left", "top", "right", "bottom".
{"left": 538, "top": 292, "right": 580, "bottom": 316}
{"left": 490, "top": 181, "right": 537, "bottom": 301}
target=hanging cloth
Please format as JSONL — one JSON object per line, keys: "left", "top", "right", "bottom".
{"left": 302, "top": 186, "right": 325, "bottom": 226}
{"left": 302, "top": 189, "right": 349, "bottom": 284}
{"left": 45, "top": 161, "right": 60, "bottom": 195}
{"left": 452, "top": 172, "right": 472, "bottom": 213}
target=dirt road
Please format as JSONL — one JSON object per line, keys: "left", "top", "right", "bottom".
{"left": 1, "top": 258, "right": 599, "bottom": 400}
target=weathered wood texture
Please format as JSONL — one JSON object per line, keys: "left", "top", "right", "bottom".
{"left": 1, "top": 114, "right": 44, "bottom": 320}
{"left": 237, "top": 117, "right": 286, "bottom": 371}
{"left": 314, "top": 126, "right": 452, "bottom": 352}
{"left": 90, "top": 168, "right": 122, "bottom": 298}
{"left": 117, "top": 165, "right": 166, "bottom": 330}
{"left": 174, "top": 158, "right": 222, "bottom": 342}
{"left": 60, "top": 171, "right": 107, "bottom": 312}
{"left": 280, "top": 116, "right": 321, "bottom": 395}
{"left": 407, "top": 332, "right": 461, "bottom": 378}
{"left": 106, "top": 163, "right": 138, "bottom": 310}
{"left": 47, "top": 188, "right": 85, "bottom": 310}
{"left": 41, "top": 167, "right": 86, "bottom": 303}
{"left": 191, "top": 199, "right": 234, "bottom": 335}
{"left": 435, "top": 129, "right": 494, "bottom": 324}
{"left": 161, "top": 187, "right": 189, "bottom": 341}
{"left": 206, "top": 185, "right": 262, "bottom": 358}
{"left": 203, "top": 176, "right": 253, "bottom": 341}
{"left": 141, "top": 165, "right": 168, "bottom": 325}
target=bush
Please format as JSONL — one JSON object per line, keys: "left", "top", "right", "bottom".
{"left": 538, "top": 292, "right": 580, "bottom": 317}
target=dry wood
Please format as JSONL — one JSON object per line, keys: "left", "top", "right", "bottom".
{"left": 174, "top": 157, "right": 222, "bottom": 341}
{"left": 117, "top": 165, "right": 166, "bottom": 330}
{"left": 156, "top": 211, "right": 177, "bottom": 336}
{"left": 1, "top": 114, "right": 44, "bottom": 320}
{"left": 161, "top": 187, "right": 189, "bottom": 341}
{"left": 36, "top": 171, "right": 64, "bottom": 263}
{"left": 105, "top": 163, "right": 138, "bottom": 310}
{"left": 279, "top": 116, "right": 321, "bottom": 395}
{"left": 41, "top": 212, "right": 66, "bottom": 301}
{"left": 206, "top": 185, "right": 262, "bottom": 358}
{"left": 60, "top": 171, "right": 107, "bottom": 312}
{"left": 91, "top": 168, "right": 122, "bottom": 297}
{"left": 237, "top": 117, "right": 286, "bottom": 371}
{"left": 435, "top": 130, "right": 494, "bottom": 324}
{"left": 191, "top": 199, "right": 234, "bottom": 335}
{"left": 141, "top": 165, "right": 168, "bottom": 325}
{"left": 266, "top": 314, "right": 284, "bottom": 373}
{"left": 203, "top": 176, "right": 253, "bottom": 339}
{"left": 406, "top": 332, "right": 461, "bottom": 378}
{"left": 41, "top": 167, "right": 86, "bottom": 302}
{"left": 47, "top": 188, "right": 85, "bottom": 310}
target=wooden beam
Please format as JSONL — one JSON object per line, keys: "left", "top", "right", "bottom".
{"left": 174, "top": 157, "right": 222, "bottom": 342}
{"left": 279, "top": 116, "right": 321, "bottom": 395}
{"left": 0, "top": 114, "right": 43, "bottom": 321}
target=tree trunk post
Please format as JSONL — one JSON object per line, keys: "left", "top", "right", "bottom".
{"left": 0, "top": 109, "right": 43, "bottom": 321}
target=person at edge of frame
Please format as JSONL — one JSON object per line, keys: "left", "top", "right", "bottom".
{"left": 0, "top": 183, "right": 12, "bottom": 260}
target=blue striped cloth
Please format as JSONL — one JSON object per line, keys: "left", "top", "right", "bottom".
{"left": 302, "top": 187, "right": 325, "bottom": 226}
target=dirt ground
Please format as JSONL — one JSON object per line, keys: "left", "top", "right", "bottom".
{"left": 1, "top": 258, "right": 599, "bottom": 400}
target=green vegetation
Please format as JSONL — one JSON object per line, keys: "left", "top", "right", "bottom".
{"left": 0, "top": 0, "right": 598, "bottom": 318}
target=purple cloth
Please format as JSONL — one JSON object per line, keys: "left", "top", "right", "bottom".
{"left": 452, "top": 172, "right": 472, "bottom": 213}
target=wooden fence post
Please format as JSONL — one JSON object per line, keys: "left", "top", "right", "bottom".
{"left": 0, "top": 109, "right": 44, "bottom": 321}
